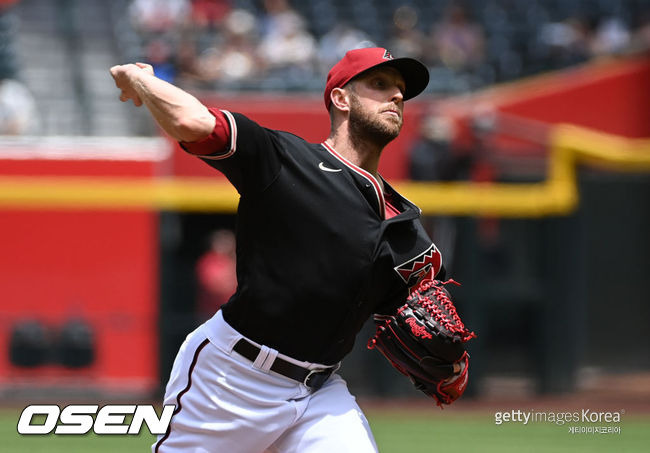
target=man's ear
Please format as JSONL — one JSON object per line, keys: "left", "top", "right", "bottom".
{"left": 330, "top": 87, "right": 351, "bottom": 113}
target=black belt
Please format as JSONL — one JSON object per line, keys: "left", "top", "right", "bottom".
{"left": 233, "top": 338, "right": 339, "bottom": 391}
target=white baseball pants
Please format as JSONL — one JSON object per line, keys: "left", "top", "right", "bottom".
{"left": 153, "top": 310, "right": 378, "bottom": 453}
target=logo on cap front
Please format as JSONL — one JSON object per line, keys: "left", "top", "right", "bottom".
{"left": 383, "top": 50, "right": 394, "bottom": 60}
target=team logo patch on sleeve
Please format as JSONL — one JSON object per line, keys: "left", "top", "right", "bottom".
{"left": 394, "top": 243, "right": 442, "bottom": 289}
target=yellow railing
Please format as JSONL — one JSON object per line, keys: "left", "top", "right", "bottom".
{"left": 1, "top": 125, "right": 649, "bottom": 216}
{"left": 400, "top": 125, "right": 650, "bottom": 217}
{"left": 0, "top": 176, "right": 238, "bottom": 211}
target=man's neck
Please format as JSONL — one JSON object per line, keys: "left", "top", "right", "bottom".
{"left": 326, "top": 129, "right": 384, "bottom": 182}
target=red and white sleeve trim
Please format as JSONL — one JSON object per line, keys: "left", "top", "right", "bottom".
{"left": 201, "top": 110, "right": 237, "bottom": 161}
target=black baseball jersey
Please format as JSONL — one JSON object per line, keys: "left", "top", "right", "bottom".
{"left": 187, "top": 110, "right": 444, "bottom": 365}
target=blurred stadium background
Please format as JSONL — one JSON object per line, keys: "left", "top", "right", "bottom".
{"left": 1, "top": 0, "right": 649, "bottom": 450}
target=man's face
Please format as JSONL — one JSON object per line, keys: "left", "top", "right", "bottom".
{"left": 347, "top": 66, "right": 406, "bottom": 146}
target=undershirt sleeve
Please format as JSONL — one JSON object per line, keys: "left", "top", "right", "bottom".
{"left": 180, "top": 108, "right": 231, "bottom": 157}
{"left": 179, "top": 109, "right": 282, "bottom": 195}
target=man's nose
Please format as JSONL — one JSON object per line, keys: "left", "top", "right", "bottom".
{"left": 391, "top": 87, "right": 404, "bottom": 104}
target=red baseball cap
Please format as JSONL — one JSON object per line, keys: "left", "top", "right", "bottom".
{"left": 324, "top": 47, "right": 429, "bottom": 110}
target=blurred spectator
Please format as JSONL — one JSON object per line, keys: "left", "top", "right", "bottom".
{"left": 629, "top": 11, "right": 650, "bottom": 53}
{"left": 187, "top": 9, "right": 261, "bottom": 86}
{"left": 195, "top": 229, "right": 237, "bottom": 321}
{"left": 428, "top": 3, "right": 485, "bottom": 72}
{"left": 0, "top": 67, "right": 39, "bottom": 135}
{"left": 408, "top": 109, "right": 470, "bottom": 274}
{"left": 190, "top": 0, "right": 231, "bottom": 31}
{"left": 317, "top": 23, "right": 374, "bottom": 76}
{"left": 125, "top": 0, "right": 650, "bottom": 94}
{"left": 129, "top": 0, "right": 191, "bottom": 36}
{"left": 258, "top": 0, "right": 296, "bottom": 36}
{"left": 257, "top": 0, "right": 317, "bottom": 79}
{"left": 590, "top": 16, "right": 631, "bottom": 56}
{"left": 145, "top": 38, "right": 177, "bottom": 83}
{"left": 0, "top": 0, "right": 19, "bottom": 75}
{"left": 0, "top": 0, "right": 18, "bottom": 13}
{"left": 188, "top": 43, "right": 223, "bottom": 84}
{"left": 217, "top": 10, "right": 261, "bottom": 82}
{"left": 409, "top": 112, "right": 462, "bottom": 181}
{"left": 174, "top": 35, "right": 202, "bottom": 87}
{"left": 538, "top": 16, "right": 594, "bottom": 69}
{"left": 387, "top": 5, "right": 426, "bottom": 62}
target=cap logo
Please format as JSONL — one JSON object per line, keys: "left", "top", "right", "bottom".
{"left": 382, "top": 50, "right": 394, "bottom": 60}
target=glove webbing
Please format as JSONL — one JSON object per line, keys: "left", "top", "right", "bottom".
{"left": 407, "top": 279, "right": 476, "bottom": 342}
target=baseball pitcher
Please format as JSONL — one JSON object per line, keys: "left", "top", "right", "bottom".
{"left": 111, "top": 47, "right": 474, "bottom": 453}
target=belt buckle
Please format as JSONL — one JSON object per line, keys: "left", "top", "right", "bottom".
{"left": 303, "top": 363, "right": 340, "bottom": 390}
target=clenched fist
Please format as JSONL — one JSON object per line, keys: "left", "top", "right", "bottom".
{"left": 109, "top": 63, "right": 154, "bottom": 107}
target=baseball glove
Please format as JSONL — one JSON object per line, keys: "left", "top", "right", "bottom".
{"left": 368, "top": 279, "right": 476, "bottom": 406}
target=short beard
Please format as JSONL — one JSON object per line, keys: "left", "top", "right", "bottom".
{"left": 348, "top": 93, "right": 401, "bottom": 150}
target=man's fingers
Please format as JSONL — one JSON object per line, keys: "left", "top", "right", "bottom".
{"left": 135, "top": 62, "right": 154, "bottom": 75}
{"left": 109, "top": 64, "right": 128, "bottom": 80}
{"left": 111, "top": 63, "right": 147, "bottom": 106}
{"left": 119, "top": 93, "right": 143, "bottom": 107}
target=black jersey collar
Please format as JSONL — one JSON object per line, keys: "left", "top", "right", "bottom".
{"left": 321, "top": 141, "right": 386, "bottom": 219}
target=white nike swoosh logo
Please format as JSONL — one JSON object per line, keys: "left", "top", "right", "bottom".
{"left": 319, "top": 162, "right": 342, "bottom": 172}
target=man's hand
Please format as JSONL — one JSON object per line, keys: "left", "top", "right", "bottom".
{"left": 109, "top": 63, "right": 154, "bottom": 107}
{"left": 108, "top": 62, "right": 215, "bottom": 142}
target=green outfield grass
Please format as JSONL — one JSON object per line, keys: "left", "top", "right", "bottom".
{"left": 366, "top": 410, "right": 650, "bottom": 453}
{"left": 2, "top": 407, "right": 649, "bottom": 452}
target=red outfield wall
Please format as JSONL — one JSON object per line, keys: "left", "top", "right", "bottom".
{"left": 438, "top": 55, "right": 650, "bottom": 154}
{"left": 0, "top": 139, "right": 164, "bottom": 392}
{"left": 0, "top": 209, "right": 158, "bottom": 390}
{"left": 496, "top": 56, "right": 650, "bottom": 138}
